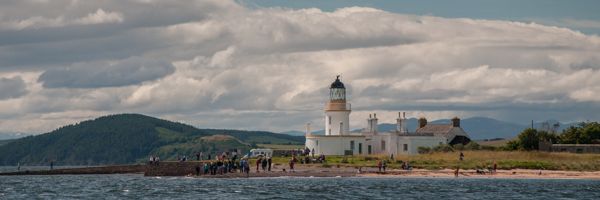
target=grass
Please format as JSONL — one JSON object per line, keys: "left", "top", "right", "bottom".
{"left": 264, "top": 151, "right": 600, "bottom": 171}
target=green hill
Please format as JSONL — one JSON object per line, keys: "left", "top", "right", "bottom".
{"left": 0, "top": 114, "right": 304, "bottom": 165}
{"left": 0, "top": 139, "right": 14, "bottom": 146}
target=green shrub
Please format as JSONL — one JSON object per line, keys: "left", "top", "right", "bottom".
{"left": 453, "top": 144, "right": 465, "bottom": 150}
{"left": 433, "top": 144, "right": 454, "bottom": 152}
{"left": 417, "top": 146, "right": 431, "bottom": 154}
{"left": 340, "top": 157, "right": 349, "bottom": 163}
{"left": 464, "top": 142, "right": 480, "bottom": 150}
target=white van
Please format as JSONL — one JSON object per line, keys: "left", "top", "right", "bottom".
{"left": 249, "top": 149, "right": 273, "bottom": 158}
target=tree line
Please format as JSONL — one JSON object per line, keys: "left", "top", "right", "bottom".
{"left": 505, "top": 122, "right": 600, "bottom": 151}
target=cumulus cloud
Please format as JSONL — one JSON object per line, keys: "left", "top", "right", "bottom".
{"left": 0, "top": 9, "right": 123, "bottom": 30}
{"left": 0, "top": 0, "right": 599, "bottom": 134}
{"left": 38, "top": 57, "right": 175, "bottom": 88}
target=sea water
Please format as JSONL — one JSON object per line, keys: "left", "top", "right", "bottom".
{"left": 0, "top": 173, "right": 599, "bottom": 199}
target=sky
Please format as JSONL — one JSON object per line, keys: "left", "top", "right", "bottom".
{"left": 0, "top": 0, "right": 599, "bottom": 135}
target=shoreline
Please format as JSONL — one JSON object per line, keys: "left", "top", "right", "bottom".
{"left": 2, "top": 164, "right": 600, "bottom": 180}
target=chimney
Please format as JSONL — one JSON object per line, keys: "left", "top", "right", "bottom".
{"left": 418, "top": 117, "right": 428, "bottom": 128}
{"left": 452, "top": 117, "right": 460, "bottom": 127}
{"left": 367, "top": 114, "right": 372, "bottom": 133}
{"left": 396, "top": 112, "right": 402, "bottom": 132}
{"left": 373, "top": 113, "right": 378, "bottom": 134}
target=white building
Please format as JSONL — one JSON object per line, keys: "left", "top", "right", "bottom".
{"left": 305, "top": 76, "right": 471, "bottom": 156}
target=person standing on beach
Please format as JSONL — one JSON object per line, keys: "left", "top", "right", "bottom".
{"left": 377, "top": 160, "right": 382, "bottom": 172}
{"left": 382, "top": 160, "right": 387, "bottom": 172}
{"left": 50, "top": 161, "right": 54, "bottom": 170}
{"left": 244, "top": 159, "right": 250, "bottom": 177}
{"left": 267, "top": 157, "right": 272, "bottom": 171}
{"left": 256, "top": 157, "right": 262, "bottom": 172}
{"left": 455, "top": 167, "right": 459, "bottom": 177}
{"left": 493, "top": 161, "right": 497, "bottom": 174}
{"left": 261, "top": 158, "right": 267, "bottom": 171}
{"left": 289, "top": 157, "right": 295, "bottom": 172}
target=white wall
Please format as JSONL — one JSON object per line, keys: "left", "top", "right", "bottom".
{"left": 395, "top": 136, "right": 446, "bottom": 155}
{"left": 307, "top": 134, "right": 445, "bottom": 156}
{"left": 325, "top": 110, "right": 350, "bottom": 135}
{"left": 306, "top": 136, "right": 365, "bottom": 155}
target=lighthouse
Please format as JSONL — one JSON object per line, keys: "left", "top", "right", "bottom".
{"left": 324, "top": 75, "right": 351, "bottom": 135}
{"left": 305, "top": 75, "right": 457, "bottom": 156}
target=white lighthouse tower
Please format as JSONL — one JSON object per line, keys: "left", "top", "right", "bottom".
{"left": 325, "top": 75, "right": 351, "bottom": 135}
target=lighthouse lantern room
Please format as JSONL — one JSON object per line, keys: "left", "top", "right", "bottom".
{"left": 324, "top": 75, "right": 351, "bottom": 136}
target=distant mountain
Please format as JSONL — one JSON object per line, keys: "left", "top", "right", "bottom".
{"left": 281, "top": 117, "right": 582, "bottom": 140}
{"left": 279, "top": 130, "right": 305, "bottom": 136}
{"left": 0, "top": 114, "right": 303, "bottom": 165}
{"left": 450, "top": 117, "right": 526, "bottom": 140}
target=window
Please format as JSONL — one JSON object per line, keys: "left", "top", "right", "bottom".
{"left": 381, "top": 141, "right": 386, "bottom": 151}
{"left": 368, "top": 145, "right": 372, "bottom": 154}
{"left": 403, "top": 144, "right": 408, "bottom": 151}
{"left": 350, "top": 141, "right": 355, "bottom": 151}
{"left": 328, "top": 116, "right": 331, "bottom": 125}
{"left": 358, "top": 143, "right": 362, "bottom": 154}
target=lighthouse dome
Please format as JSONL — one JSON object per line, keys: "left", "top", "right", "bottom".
{"left": 330, "top": 75, "right": 345, "bottom": 89}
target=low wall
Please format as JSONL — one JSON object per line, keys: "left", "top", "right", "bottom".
{"left": 145, "top": 161, "right": 209, "bottom": 176}
{"left": 0, "top": 164, "right": 146, "bottom": 176}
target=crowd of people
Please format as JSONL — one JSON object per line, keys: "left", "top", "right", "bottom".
{"left": 146, "top": 148, "right": 332, "bottom": 176}
{"left": 148, "top": 155, "right": 160, "bottom": 166}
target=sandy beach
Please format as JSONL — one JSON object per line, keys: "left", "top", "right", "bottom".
{"left": 251, "top": 165, "right": 600, "bottom": 180}
{"left": 357, "top": 169, "right": 600, "bottom": 180}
